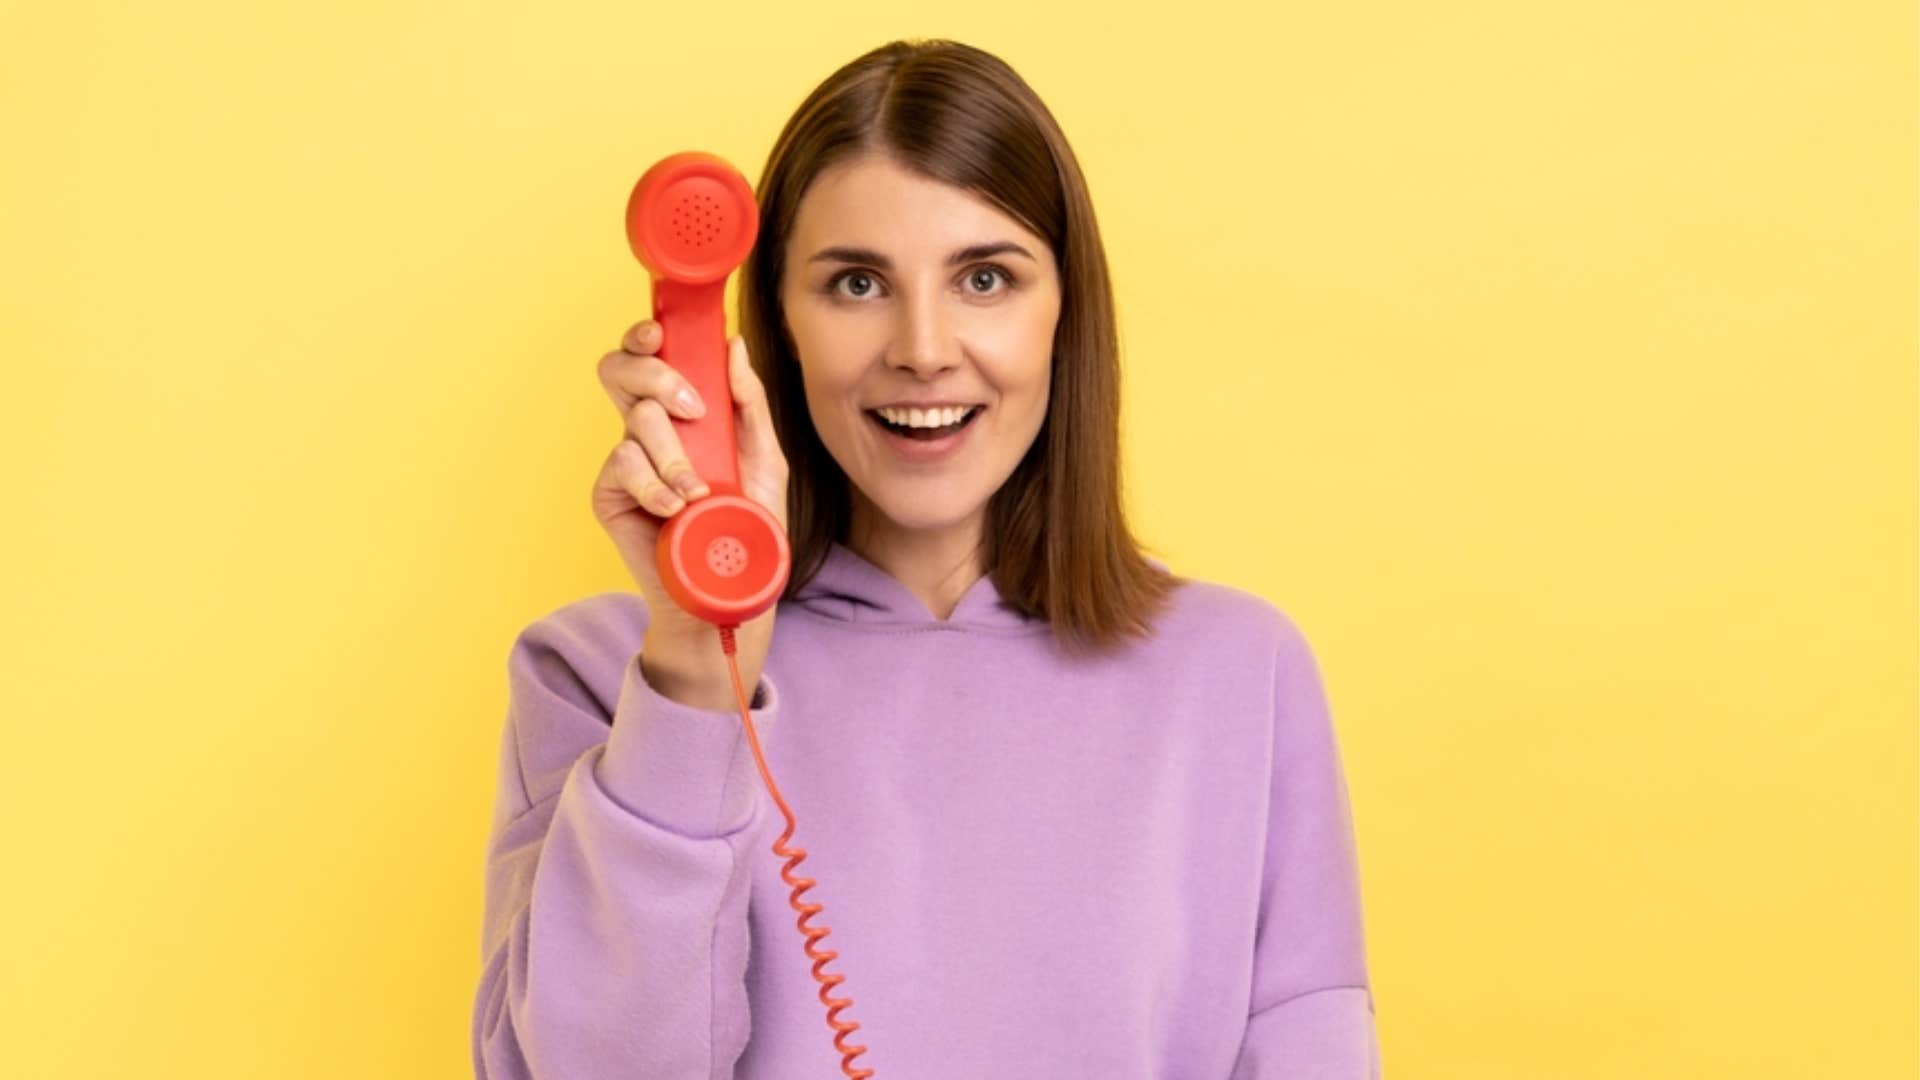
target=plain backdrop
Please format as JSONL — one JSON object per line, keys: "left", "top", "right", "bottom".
{"left": 1, "top": 1, "right": 1914, "bottom": 1077}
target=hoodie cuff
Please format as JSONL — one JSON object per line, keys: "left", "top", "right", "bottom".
{"left": 593, "top": 651, "right": 779, "bottom": 838}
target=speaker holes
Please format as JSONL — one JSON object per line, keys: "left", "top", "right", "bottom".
{"left": 669, "top": 192, "right": 727, "bottom": 247}
{"left": 706, "top": 535, "right": 747, "bottom": 579}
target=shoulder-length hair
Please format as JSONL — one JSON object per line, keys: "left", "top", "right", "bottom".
{"left": 740, "top": 37, "right": 1181, "bottom": 658}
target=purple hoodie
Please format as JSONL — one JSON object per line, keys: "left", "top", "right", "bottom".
{"left": 473, "top": 540, "right": 1380, "bottom": 1078}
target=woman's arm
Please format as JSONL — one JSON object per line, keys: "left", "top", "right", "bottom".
{"left": 1228, "top": 614, "right": 1382, "bottom": 1078}
{"left": 472, "top": 597, "right": 778, "bottom": 1079}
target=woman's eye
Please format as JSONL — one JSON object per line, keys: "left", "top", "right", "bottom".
{"left": 828, "top": 270, "right": 880, "bottom": 299}
{"left": 966, "top": 265, "right": 1014, "bottom": 295}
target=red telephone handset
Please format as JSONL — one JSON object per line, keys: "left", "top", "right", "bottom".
{"left": 624, "top": 152, "right": 874, "bottom": 1078}
{"left": 624, "top": 151, "right": 790, "bottom": 629}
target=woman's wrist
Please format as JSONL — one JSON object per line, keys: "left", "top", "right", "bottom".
{"left": 638, "top": 631, "right": 747, "bottom": 712}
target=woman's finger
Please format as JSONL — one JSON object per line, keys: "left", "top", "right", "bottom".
{"left": 597, "top": 350, "right": 707, "bottom": 420}
{"left": 625, "top": 396, "right": 711, "bottom": 501}
{"left": 595, "top": 438, "right": 683, "bottom": 520}
{"left": 621, "top": 320, "right": 662, "bottom": 355}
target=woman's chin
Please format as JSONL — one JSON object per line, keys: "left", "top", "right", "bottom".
{"left": 858, "top": 487, "right": 987, "bottom": 534}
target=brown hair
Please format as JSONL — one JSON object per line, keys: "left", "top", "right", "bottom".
{"left": 739, "top": 38, "right": 1181, "bottom": 658}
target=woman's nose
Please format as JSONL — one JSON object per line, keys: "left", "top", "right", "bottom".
{"left": 888, "top": 290, "right": 959, "bottom": 374}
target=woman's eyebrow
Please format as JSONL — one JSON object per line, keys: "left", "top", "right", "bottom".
{"left": 805, "top": 241, "right": 1036, "bottom": 270}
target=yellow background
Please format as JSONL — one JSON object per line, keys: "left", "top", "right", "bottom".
{"left": 3, "top": 2, "right": 1913, "bottom": 1076}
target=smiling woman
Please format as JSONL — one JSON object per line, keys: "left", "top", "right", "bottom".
{"left": 474, "top": 36, "right": 1380, "bottom": 1080}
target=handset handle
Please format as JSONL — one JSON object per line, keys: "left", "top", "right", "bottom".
{"left": 651, "top": 275, "right": 740, "bottom": 496}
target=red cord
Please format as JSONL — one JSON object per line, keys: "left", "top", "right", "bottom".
{"left": 717, "top": 625, "right": 875, "bottom": 1078}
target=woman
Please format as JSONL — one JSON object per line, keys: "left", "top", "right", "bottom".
{"left": 474, "top": 38, "right": 1381, "bottom": 1079}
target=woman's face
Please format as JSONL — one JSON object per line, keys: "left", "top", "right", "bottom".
{"left": 778, "top": 152, "right": 1061, "bottom": 546}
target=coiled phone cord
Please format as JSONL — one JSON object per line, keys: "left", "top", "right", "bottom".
{"left": 716, "top": 625, "right": 875, "bottom": 1079}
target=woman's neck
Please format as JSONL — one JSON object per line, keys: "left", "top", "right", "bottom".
{"left": 846, "top": 507, "right": 988, "bottom": 621}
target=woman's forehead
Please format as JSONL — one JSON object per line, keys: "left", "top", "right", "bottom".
{"left": 787, "top": 157, "right": 1041, "bottom": 256}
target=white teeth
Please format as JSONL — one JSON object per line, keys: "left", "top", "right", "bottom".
{"left": 876, "top": 405, "right": 975, "bottom": 428}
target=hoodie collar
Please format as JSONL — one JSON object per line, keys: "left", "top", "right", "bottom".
{"left": 788, "top": 540, "right": 1042, "bottom": 632}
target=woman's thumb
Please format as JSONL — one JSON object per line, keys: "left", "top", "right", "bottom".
{"left": 728, "top": 334, "right": 781, "bottom": 475}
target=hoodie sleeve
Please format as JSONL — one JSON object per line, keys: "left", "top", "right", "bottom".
{"left": 471, "top": 596, "right": 779, "bottom": 1080}
{"left": 1229, "top": 613, "right": 1382, "bottom": 1079}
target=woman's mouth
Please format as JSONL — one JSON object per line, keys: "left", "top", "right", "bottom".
{"left": 864, "top": 405, "right": 985, "bottom": 462}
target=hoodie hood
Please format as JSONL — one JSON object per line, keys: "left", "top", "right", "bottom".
{"left": 788, "top": 540, "right": 1041, "bottom": 632}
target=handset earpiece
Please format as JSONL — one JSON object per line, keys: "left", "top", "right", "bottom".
{"left": 625, "top": 152, "right": 790, "bottom": 628}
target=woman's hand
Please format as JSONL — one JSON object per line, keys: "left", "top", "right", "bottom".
{"left": 590, "top": 319, "right": 789, "bottom": 710}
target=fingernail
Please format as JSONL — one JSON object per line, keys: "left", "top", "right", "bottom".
{"left": 674, "top": 472, "right": 709, "bottom": 499}
{"left": 676, "top": 388, "right": 705, "bottom": 417}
